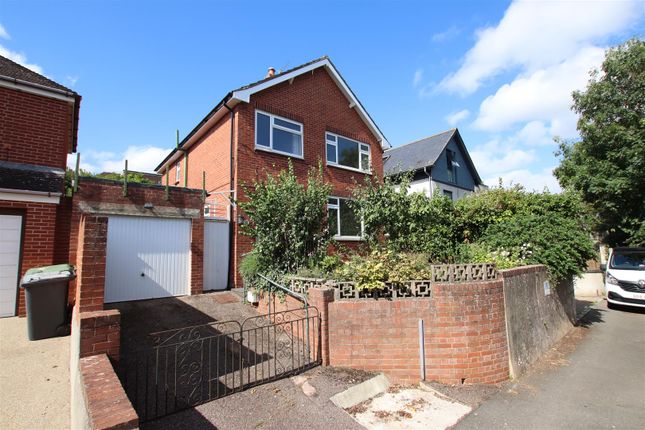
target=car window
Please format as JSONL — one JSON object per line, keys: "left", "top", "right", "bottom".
{"left": 610, "top": 251, "right": 645, "bottom": 270}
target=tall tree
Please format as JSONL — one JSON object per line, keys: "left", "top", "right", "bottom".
{"left": 555, "top": 39, "right": 645, "bottom": 247}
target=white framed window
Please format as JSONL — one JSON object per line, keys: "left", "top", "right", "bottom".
{"left": 175, "top": 159, "right": 181, "bottom": 183}
{"left": 255, "top": 110, "right": 303, "bottom": 158}
{"left": 327, "top": 196, "right": 363, "bottom": 240}
{"left": 326, "top": 132, "right": 370, "bottom": 173}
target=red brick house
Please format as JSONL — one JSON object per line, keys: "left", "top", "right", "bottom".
{"left": 155, "top": 57, "right": 389, "bottom": 288}
{"left": 0, "top": 55, "right": 81, "bottom": 317}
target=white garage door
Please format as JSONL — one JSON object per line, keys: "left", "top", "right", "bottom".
{"left": 105, "top": 216, "right": 191, "bottom": 303}
{"left": 204, "top": 219, "right": 229, "bottom": 291}
{"left": 0, "top": 214, "right": 22, "bottom": 317}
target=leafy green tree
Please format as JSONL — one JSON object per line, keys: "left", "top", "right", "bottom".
{"left": 555, "top": 38, "right": 645, "bottom": 246}
{"left": 238, "top": 161, "right": 332, "bottom": 274}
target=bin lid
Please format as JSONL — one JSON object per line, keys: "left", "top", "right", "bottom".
{"left": 20, "top": 264, "right": 76, "bottom": 286}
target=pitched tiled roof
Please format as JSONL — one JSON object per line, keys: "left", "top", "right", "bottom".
{"left": 383, "top": 129, "right": 456, "bottom": 176}
{"left": 0, "top": 161, "right": 65, "bottom": 194}
{"left": 0, "top": 55, "right": 76, "bottom": 94}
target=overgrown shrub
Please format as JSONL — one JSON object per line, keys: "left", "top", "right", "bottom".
{"left": 479, "top": 213, "right": 596, "bottom": 280}
{"left": 456, "top": 243, "right": 526, "bottom": 270}
{"left": 238, "top": 161, "right": 332, "bottom": 274}
{"left": 352, "top": 175, "right": 459, "bottom": 261}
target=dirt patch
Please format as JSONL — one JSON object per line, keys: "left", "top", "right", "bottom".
{"left": 315, "top": 366, "right": 377, "bottom": 386}
{"left": 346, "top": 399, "right": 372, "bottom": 415}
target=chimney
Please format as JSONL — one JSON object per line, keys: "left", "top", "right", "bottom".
{"left": 266, "top": 67, "right": 276, "bottom": 78}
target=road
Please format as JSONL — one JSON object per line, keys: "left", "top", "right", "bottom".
{"left": 455, "top": 301, "right": 645, "bottom": 430}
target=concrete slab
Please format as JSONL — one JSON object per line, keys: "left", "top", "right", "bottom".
{"left": 330, "top": 373, "right": 390, "bottom": 409}
{"left": 0, "top": 317, "right": 70, "bottom": 430}
{"left": 350, "top": 388, "right": 471, "bottom": 430}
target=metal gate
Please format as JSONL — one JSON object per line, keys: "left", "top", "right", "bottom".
{"left": 118, "top": 307, "right": 320, "bottom": 422}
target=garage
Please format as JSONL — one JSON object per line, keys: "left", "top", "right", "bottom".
{"left": 0, "top": 214, "right": 22, "bottom": 317}
{"left": 104, "top": 216, "right": 191, "bottom": 303}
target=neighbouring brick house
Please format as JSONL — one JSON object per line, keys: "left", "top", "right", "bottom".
{"left": 155, "top": 57, "right": 390, "bottom": 288}
{"left": 0, "top": 55, "right": 81, "bottom": 317}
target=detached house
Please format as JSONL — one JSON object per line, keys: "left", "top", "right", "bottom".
{"left": 0, "top": 55, "right": 81, "bottom": 317}
{"left": 383, "top": 128, "right": 486, "bottom": 200}
{"left": 155, "top": 57, "right": 389, "bottom": 288}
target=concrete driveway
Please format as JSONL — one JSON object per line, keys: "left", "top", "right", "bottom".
{"left": 455, "top": 301, "right": 645, "bottom": 429}
{"left": 0, "top": 317, "right": 70, "bottom": 430}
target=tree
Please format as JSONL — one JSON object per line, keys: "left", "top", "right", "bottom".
{"left": 555, "top": 39, "right": 645, "bottom": 247}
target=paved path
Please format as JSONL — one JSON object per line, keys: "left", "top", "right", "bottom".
{"left": 0, "top": 317, "right": 70, "bottom": 430}
{"left": 456, "top": 302, "right": 645, "bottom": 430}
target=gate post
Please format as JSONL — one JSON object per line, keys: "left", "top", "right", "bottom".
{"left": 307, "top": 287, "right": 335, "bottom": 366}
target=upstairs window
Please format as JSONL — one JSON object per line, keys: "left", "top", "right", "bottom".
{"left": 327, "top": 196, "right": 363, "bottom": 239}
{"left": 175, "top": 159, "right": 181, "bottom": 183}
{"left": 255, "top": 110, "right": 303, "bottom": 157}
{"left": 446, "top": 149, "right": 459, "bottom": 183}
{"left": 326, "top": 132, "right": 370, "bottom": 173}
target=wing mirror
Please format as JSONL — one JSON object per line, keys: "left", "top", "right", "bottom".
{"left": 600, "top": 263, "right": 607, "bottom": 272}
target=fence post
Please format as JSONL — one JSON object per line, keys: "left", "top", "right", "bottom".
{"left": 307, "top": 287, "right": 335, "bottom": 366}
{"left": 123, "top": 159, "right": 128, "bottom": 197}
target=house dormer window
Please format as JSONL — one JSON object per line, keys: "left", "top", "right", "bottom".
{"left": 326, "top": 132, "right": 370, "bottom": 173}
{"left": 175, "top": 159, "right": 181, "bottom": 183}
{"left": 255, "top": 110, "right": 303, "bottom": 158}
{"left": 446, "top": 149, "right": 459, "bottom": 183}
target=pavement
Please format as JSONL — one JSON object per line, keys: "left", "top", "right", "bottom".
{"left": 454, "top": 300, "right": 645, "bottom": 430}
{"left": 0, "top": 317, "right": 70, "bottom": 430}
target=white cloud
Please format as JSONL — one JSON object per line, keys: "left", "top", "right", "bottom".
{"left": 412, "top": 69, "right": 423, "bottom": 88}
{"left": 68, "top": 146, "right": 172, "bottom": 174}
{"left": 445, "top": 109, "right": 470, "bottom": 126}
{"left": 0, "top": 24, "right": 10, "bottom": 40}
{"left": 438, "top": 0, "right": 642, "bottom": 95}
{"left": 473, "top": 46, "right": 605, "bottom": 133}
{"left": 484, "top": 167, "right": 561, "bottom": 192}
{"left": 431, "top": 25, "right": 460, "bottom": 43}
{"left": 0, "top": 45, "right": 43, "bottom": 74}
{"left": 66, "top": 76, "right": 79, "bottom": 87}
{"left": 470, "top": 137, "right": 536, "bottom": 178}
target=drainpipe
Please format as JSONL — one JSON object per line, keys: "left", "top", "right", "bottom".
{"left": 424, "top": 166, "right": 432, "bottom": 198}
{"left": 224, "top": 102, "right": 235, "bottom": 290}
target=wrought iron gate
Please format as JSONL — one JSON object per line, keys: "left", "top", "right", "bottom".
{"left": 118, "top": 307, "right": 320, "bottom": 422}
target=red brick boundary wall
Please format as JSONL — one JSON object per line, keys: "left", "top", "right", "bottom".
{"left": 78, "top": 354, "right": 138, "bottom": 430}
{"left": 78, "top": 309, "right": 121, "bottom": 361}
{"left": 312, "top": 279, "right": 510, "bottom": 384}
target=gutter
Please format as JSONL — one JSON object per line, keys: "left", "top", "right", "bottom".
{"left": 424, "top": 166, "right": 432, "bottom": 198}
{"left": 0, "top": 188, "right": 63, "bottom": 197}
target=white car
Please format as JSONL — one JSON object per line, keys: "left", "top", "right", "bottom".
{"left": 603, "top": 247, "right": 645, "bottom": 309}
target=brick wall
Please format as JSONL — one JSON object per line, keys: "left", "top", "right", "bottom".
{"left": 0, "top": 201, "right": 58, "bottom": 316}
{"left": 319, "top": 279, "right": 510, "bottom": 384}
{"left": 78, "top": 309, "right": 121, "bottom": 361}
{"left": 78, "top": 354, "right": 138, "bottom": 430}
{"left": 0, "top": 86, "right": 74, "bottom": 169}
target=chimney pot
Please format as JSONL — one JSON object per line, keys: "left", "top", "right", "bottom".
{"left": 266, "top": 67, "right": 276, "bottom": 78}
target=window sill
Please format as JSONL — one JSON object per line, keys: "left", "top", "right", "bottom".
{"left": 327, "top": 163, "right": 372, "bottom": 175}
{"left": 255, "top": 146, "right": 304, "bottom": 160}
{"left": 334, "top": 236, "right": 364, "bottom": 242}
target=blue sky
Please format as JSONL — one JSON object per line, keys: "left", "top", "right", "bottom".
{"left": 2, "top": 0, "right": 643, "bottom": 190}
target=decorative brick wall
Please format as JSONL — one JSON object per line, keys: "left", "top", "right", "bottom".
{"left": 78, "top": 354, "right": 138, "bottom": 430}
{"left": 0, "top": 201, "right": 58, "bottom": 316}
{"left": 317, "top": 279, "right": 510, "bottom": 384}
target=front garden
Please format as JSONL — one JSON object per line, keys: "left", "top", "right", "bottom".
{"left": 239, "top": 162, "right": 596, "bottom": 294}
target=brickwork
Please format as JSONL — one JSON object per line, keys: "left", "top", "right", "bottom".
{"left": 78, "top": 309, "right": 121, "bottom": 361}
{"left": 319, "top": 279, "right": 510, "bottom": 384}
{"left": 79, "top": 354, "right": 138, "bottom": 430}
{"left": 0, "top": 86, "right": 74, "bottom": 168}
{"left": 0, "top": 201, "right": 58, "bottom": 316}
{"left": 75, "top": 214, "right": 108, "bottom": 312}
